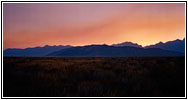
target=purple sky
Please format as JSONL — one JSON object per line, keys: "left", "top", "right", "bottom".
{"left": 3, "top": 3, "right": 185, "bottom": 49}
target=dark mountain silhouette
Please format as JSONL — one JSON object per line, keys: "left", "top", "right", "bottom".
{"left": 3, "top": 45, "right": 72, "bottom": 57}
{"left": 47, "top": 45, "right": 184, "bottom": 57}
{"left": 145, "top": 38, "right": 185, "bottom": 53}
{"left": 112, "top": 42, "right": 142, "bottom": 48}
{"left": 4, "top": 38, "right": 185, "bottom": 57}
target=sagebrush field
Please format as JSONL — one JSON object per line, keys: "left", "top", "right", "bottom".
{"left": 3, "top": 57, "right": 185, "bottom": 97}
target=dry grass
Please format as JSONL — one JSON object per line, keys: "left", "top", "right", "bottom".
{"left": 3, "top": 57, "right": 185, "bottom": 97}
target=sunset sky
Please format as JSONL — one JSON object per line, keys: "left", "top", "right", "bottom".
{"left": 3, "top": 3, "right": 185, "bottom": 49}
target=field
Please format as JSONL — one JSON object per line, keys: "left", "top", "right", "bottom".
{"left": 3, "top": 57, "right": 185, "bottom": 97}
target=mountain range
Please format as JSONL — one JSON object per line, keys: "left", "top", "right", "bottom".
{"left": 112, "top": 42, "right": 142, "bottom": 48}
{"left": 145, "top": 38, "right": 185, "bottom": 53}
{"left": 3, "top": 38, "right": 185, "bottom": 57}
{"left": 3, "top": 45, "right": 71, "bottom": 56}
{"left": 47, "top": 44, "right": 183, "bottom": 57}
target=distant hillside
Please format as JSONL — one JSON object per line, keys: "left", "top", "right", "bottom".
{"left": 112, "top": 42, "right": 142, "bottom": 48}
{"left": 47, "top": 45, "right": 184, "bottom": 57}
{"left": 145, "top": 38, "right": 185, "bottom": 53}
{"left": 4, "top": 38, "right": 185, "bottom": 57}
{"left": 3, "top": 45, "right": 72, "bottom": 57}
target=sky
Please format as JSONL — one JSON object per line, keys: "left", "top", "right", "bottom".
{"left": 3, "top": 3, "right": 185, "bottom": 49}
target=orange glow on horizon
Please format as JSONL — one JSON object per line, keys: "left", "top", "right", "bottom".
{"left": 3, "top": 3, "right": 185, "bottom": 49}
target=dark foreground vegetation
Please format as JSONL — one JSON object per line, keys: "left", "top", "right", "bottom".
{"left": 3, "top": 57, "right": 185, "bottom": 97}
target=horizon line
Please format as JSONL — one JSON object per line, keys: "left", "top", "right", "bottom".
{"left": 3, "top": 37, "right": 185, "bottom": 50}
